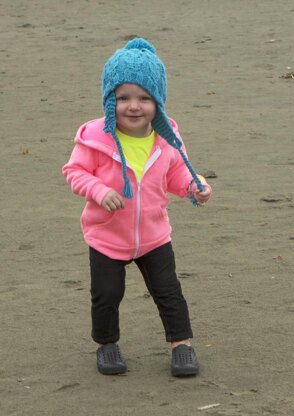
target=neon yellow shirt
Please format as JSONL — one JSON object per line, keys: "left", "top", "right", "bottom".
{"left": 116, "top": 129, "right": 155, "bottom": 181}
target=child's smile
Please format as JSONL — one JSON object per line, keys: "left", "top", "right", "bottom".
{"left": 115, "top": 83, "right": 156, "bottom": 137}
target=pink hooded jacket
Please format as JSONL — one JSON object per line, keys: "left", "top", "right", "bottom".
{"left": 62, "top": 118, "right": 210, "bottom": 260}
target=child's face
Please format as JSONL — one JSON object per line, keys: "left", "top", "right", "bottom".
{"left": 115, "top": 83, "right": 156, "bottom": 137}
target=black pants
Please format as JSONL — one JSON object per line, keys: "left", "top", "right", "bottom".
{"left": 89, "top": 242, "right": 193, "bottom": 344}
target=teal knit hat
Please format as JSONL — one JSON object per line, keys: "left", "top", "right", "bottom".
{"left": 102, "top": 38, "right": 203, "bottom": 203}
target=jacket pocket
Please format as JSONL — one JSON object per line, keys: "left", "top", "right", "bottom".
{"left": 140, "top": 206, "right": 170, "bottom": 243}
{"left": 81, "top": 202, "right": 115, "bottom": 227}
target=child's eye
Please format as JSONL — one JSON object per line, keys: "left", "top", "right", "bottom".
{"left": 116, "top": 96, "right": 128, "bottom": 101}
{"left": 140, "top": 96, "right": 152, "bottom": 101}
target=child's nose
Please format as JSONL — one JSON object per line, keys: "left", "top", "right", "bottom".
{"left": 129, "top": 99, "right": 140, "bottom": 110}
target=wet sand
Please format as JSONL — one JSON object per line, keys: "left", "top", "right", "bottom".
{"left": 1, "top": 1, "right": 293, "bottom": 415}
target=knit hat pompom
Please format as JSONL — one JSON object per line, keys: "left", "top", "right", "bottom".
{"left": 124, "top": 38, "right": 156, "bottom": 54}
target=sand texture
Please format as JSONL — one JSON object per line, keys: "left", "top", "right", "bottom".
{"left": 1, "top": 1, "right": 293, "bottom": 415}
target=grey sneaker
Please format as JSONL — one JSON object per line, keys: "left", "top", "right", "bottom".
{"left": 96, "top": 343, "right": 127, "bottom": 375}
{"left": 171, "top": 344, "right": 199, "bottom": 377}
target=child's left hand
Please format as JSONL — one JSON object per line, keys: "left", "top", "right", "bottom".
{"left": 194, "top": 186, "right": 211, "bottom": 207}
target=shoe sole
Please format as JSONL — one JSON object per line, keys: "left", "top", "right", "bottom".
{"left": 171, "top": 366, "right": 199, "bottom": 377}
{"left": 98, "top": 366, "right": 127, "bottom": 375}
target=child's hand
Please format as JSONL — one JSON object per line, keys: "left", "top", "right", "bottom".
{"left": 194, "top": 186, "right": 211, "bottom": 207}
{"left": 101, "top": 190, "right": 125, "bottom": 212}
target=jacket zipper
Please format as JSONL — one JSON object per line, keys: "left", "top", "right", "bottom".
{"left": 133, "top": 181, "right": 141, "bottom": 258}
{"left": 133, "top": 146, "right": 162, "bottom": 258}
{"left": 113, "top": 146, "right": 162, "bottom": 259}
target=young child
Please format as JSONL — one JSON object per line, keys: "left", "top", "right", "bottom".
{"left": 62, "top": 38, "right": 211, "bottom": 377}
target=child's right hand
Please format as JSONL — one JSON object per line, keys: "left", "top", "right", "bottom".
{"left": 101, "top": 190, "right": 125, "bottom": 212}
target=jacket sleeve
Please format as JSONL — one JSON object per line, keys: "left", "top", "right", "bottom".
{"left": 166, "top": 146, "right": 211, "bottom": 198}
{"left": 62, "top": 143, "right": 112, "bottom": 205}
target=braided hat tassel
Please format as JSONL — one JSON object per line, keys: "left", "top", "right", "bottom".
{"left": 103, "top": 92, "right": 133, "bottom": 198}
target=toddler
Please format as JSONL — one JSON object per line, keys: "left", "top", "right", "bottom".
{"left": 62, "top": 38, "right": 211, "bottom": 377}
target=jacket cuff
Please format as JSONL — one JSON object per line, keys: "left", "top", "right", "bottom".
{"left": 91, "top": 185, "right": 113, "bottom": 205}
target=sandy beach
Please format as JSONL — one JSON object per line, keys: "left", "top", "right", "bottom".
{"left": 1, "top": 1, "right": 293, "bottom": 415}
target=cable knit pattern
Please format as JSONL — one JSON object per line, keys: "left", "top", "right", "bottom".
{"left": 102, "top": 38, "right": 166, "bottom": 107}
{"left": 101, "top": 37, "right": 203, "bottom": 204}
